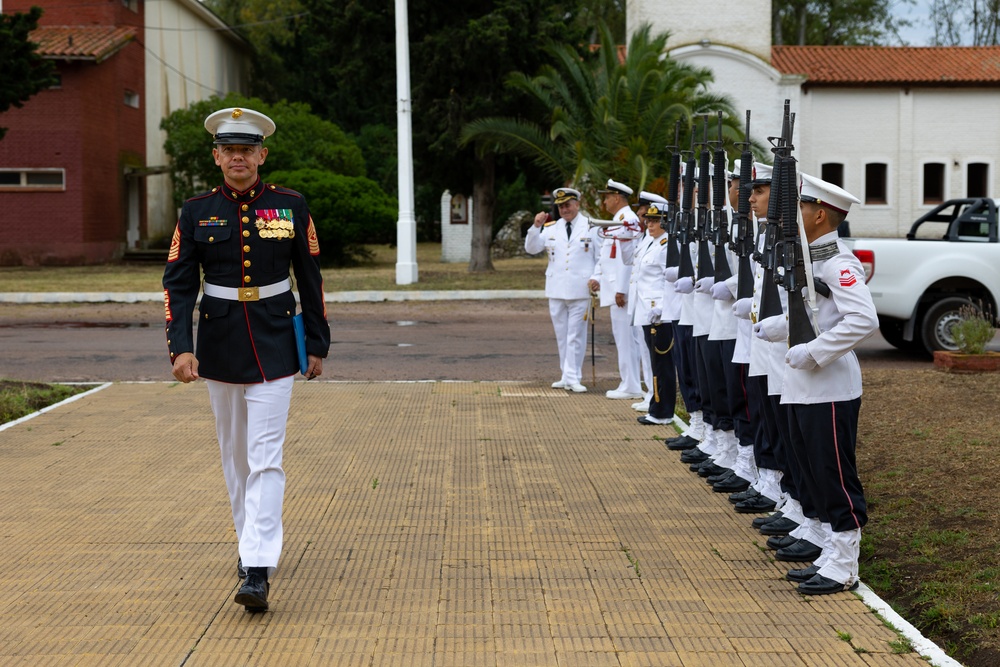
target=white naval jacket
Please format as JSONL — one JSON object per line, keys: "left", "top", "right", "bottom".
{"left": 627, "top": 232, "right": 677, "bottom": 326}
{"left": 780, "top": 232, "right": 879, "bottom": 405}
{"left": 748, "top": 220, "right": 790, "bottom": 395}
{"left": 590, "top": 205, "right": 641, "bottom": 307}
{"left": 524, "top": 212, "right": 598, "bottom": 300}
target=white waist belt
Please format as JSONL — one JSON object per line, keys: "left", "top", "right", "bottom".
{"left": 203, "top": 278, "right": 291, "bottom": 302}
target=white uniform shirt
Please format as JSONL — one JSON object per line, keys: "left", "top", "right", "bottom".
{"left": 748, "top": 221, "right": 789, "bottom": 395}
{"left": 590, "top": 205, "right": 641, "bottom": 307}
{"left": 707, "top": 245, "right": 738, "bottom": 341}
{"left": 780, "top": 232, "right": 878, "bottom": 405}
{"left": 524, "top": 212, "right": 598, "bottom": 300}
{"left": 628, "top": 232, "right": 676, "bottom": 326}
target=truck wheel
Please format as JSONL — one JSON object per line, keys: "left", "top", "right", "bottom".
{"left": 920, "top": 297, "right": 971, "bottom": 353}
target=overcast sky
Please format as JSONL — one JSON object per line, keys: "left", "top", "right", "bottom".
{"left": 894, "top": 0, "right": 937, "bottom": 45}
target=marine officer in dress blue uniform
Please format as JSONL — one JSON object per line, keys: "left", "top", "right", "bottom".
{"left": 162, "top": 107, "right": 331, "bottom": 612}
{"left": 525, "top": 187, "right": 598, "bottom": 393}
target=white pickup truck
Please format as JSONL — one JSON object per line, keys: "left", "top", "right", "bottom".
{"left": 845, "top": 198, "right": 1000, "bottom": 355}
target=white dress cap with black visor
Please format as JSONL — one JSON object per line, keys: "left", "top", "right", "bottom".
{"left": 205, "top": 107, "right": 276, "bottom": 145}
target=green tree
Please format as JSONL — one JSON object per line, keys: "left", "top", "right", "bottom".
{"left": 160, "top": 93, "right": 366, "bottom": 207}
{"left": 0, "top": 6, "right": 57, "bottom": 141}
{"left": 268, "top": 168, "right": 397, "bottom": 266}
{"left": 462, "top": 22, "right": 743, "bottom": 216}
{"left": 772, "top": 0, "right": 913, "bottom": 45}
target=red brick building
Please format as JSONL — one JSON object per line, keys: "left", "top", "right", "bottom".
{"left": 0, "top": 1, "right": 145, "bottom": 265}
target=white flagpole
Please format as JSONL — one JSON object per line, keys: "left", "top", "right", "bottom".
{"left": 394, "top": 0, "right": 418, "bottom": 284}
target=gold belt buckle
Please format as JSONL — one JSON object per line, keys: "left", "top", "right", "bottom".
{"left": 238, "top": 286, "right": 259, "bottom": 302}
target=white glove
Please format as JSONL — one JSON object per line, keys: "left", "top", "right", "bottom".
{"left": 785, "top": 344, "right": 818, "bottom": 370}
{"left": 694, "top": 277, "right": 715, "bottom": 294}
{"left": 732, "top": 298, "right": 752, "bottom": 320}
{"left": 665, "top": 266, "right": 679, "bottom": 282}
{"left": 710, "top": 281, "right": 733, "bottom": 301}
{"left": 674, "top": 277, "right": 695, "bottom": 294}
{"left": 753, "top": 315, "right": 787, "bottom": 343}
{"left": 648, "top": 307, "right": 662, "bottom": 325}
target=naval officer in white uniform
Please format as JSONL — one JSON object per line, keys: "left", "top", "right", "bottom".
{"left": 526, "top": 187, "right": 599, "bottom": 393}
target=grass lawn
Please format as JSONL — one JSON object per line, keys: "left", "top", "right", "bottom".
{"left": 0, "top": 244, "right": 546, "bottom": 293}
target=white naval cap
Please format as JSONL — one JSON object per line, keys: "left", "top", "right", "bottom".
{"left": 645, "top": 202, "right": 668, "bottom": 218}
{"left": 552, "top": 187, "right": 580, "bottom": 204}
{"left": 637, "top": 190, "right": 668, "bottom": 207}
{"left": 598, "top": 178, "right": 633, "bottom": 197}
{"left": 751, "top": 162, "right": 773, "bottom": 185}
{"left": 205, "top": 107, "right": 276, "bottom": 145}
{"left": 799, "top": 173, "right": 861, "bottom": 215}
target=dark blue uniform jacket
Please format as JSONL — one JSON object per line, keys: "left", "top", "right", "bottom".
{"left": 162, "top": 176, "right": 330, "bottom": 384}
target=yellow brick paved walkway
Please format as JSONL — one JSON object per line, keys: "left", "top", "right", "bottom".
{"left": 0, "top": 382, "right": 929, "bottom": 667}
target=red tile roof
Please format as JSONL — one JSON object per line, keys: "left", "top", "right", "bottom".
{"left": 772, "top": 45, "right": 1000, "bottom": 86}
{"left": 30, "top": 26, "right": 136, "bottom": 63}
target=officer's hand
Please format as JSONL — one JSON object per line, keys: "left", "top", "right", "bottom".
{"left": 588, "top": 279, "right": 600, "bottom": 293}
{"left": 785, "top": 344, "right": 818, "bottom": 370}
{"left": 533, "top": 212, "right": 548, "bottom": 227}
{"left": 754, "top": 315, "right": 787, "bottom": 343}
{"left": 615, "top": 292, "right": 627, "bottom": 308}
{"left": 732, "top": 298, "right": 752, "bottom": 320}
{"left": 648, "top": 307, "right": 662, "bottom": 325}
{"left": 171, "top": 352, "right": 199, "bottom": 383}
{"left": 665, "top": 266, "right": 679, "bottom": 282}
{"left": 710, "top": 281, "right": 733, "bottom": 301}
{"left": 695, "top": 277, "right": 715, "bottom": 294}
{"left": 674, "top": 277, "right": 694, "bottom": 294}
{"left": 305, "top": 355, "right": 323, "bottom": 380}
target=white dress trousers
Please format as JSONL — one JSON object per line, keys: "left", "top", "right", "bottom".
{"left": 207, "top": 375, "right": 294, "bottom": 575}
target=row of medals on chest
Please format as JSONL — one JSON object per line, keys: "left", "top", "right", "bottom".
{"left": 248, "top": 215, "right": 294, "bottom": 239}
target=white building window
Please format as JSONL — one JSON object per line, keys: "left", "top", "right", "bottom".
{"left": 922, "top": 162, "right": 946, "bottom": 205}
{"left": 864, "top": 163, "right": 888, "bottom": 205}
{"left": 0, "top": 169, "right": 66, "bottom": 191}
{"left": 967, "top": 163, "right": 989, "bottom": 198}
{"left": 124, "top": 90, "right": 140, "bottom": 109}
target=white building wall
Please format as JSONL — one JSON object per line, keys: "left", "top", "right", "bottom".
{"left": 144, "top": 0, "right": 248, "bottom": 243}
{"left": 627, "top": 0, "right": 772, "bottom": 61}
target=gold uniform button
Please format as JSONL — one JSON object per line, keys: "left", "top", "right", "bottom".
{"left": 208, "top": 236, "right": 214, "bottom": 243}
{"left": 204, "top": 313, "right": 209, "bottom": 319}
{"left": 243, "top": 245, "right": 250, "bottom": 252}
{"left": 243, "top": 230, "right": 250, "bottom": 238}
{"left": 244, "top": 260, "right": 251, "bottom": 268}
{"left": 242, "top": 204, "right": 249, "bottom": 211}
{"left": 242, "top": 216, "right": 249, "bottom": 223}
{"left": 244, "top": 275, "right": 251, "bottom": 283}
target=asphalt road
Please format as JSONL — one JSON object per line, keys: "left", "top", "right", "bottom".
{"left": 0, "top": 299, "right": 939, "bottom": 385}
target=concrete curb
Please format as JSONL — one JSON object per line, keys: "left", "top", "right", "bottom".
{"left": 0, "top": 290, "right": 546, "bottom": 304}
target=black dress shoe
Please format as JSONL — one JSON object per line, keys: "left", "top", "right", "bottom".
{"left": 698, "top": 463, "right": 728, "bottom": 478}
{"left": 766, "top": 534, "right": 798, "bottom": 550}
{"left": 729, "top": 487, "right": 759, "bottom": 504}
{"left": 666, "top": 435, "right": 698, "bottom": 451}
{"left": 234, "top": 567, "right": 269, "bottom": 612}
{"left": 714, "top": 475, "right": 750, "bottom": 493}
{"left": 680, "top": 449, "right": 709, "bottom": 464}
{"left": 760, "top": 516, "right": 800, "bottom": 535}
{"left": 237, "top": 556, "right": 246, "bottom": 579}
{"left": 637, "top": 415, "right": 666, "bottom": 425}
{"left": 752, "top": 511, "right": 782, "bottom": 528}
{"left": 706, "top": 469, "right": 732, "bottom": 484}
{"left": 735, "top": 494, "right": 776, "bottom": 514}
{"left": 798, "top": 573, "right": 859, "bottom": 595}
{"left": 775, "top": 539, "right": 822, "bottom": 562}
{"left": 785, "top": 564, "right": 820, "bottom": 583}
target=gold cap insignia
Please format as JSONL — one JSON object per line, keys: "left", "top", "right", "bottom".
{"left": 231, "top": 109, "right": 243, "bottom": 119}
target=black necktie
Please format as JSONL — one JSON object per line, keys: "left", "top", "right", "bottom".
{"left": 566, "top": 221, "right": 572, "bottom": 239}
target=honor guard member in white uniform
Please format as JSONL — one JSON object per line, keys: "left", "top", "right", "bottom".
{"left": 525, "top": 187, "right": 598, "bottom": 393}
{"left": 630, "top": 202, "right": 678, "bottom": 425}
{"left": 628, "top": 191, "right": 668, "bottom": 411}
{"left": 588, "top": 179, "right": 643, "bottom": 399}
{"left": 163, "top": 107, "right": 331, "bottom": 612}
{"left": 756, "top": 174, "right": 877, "bottom": 595}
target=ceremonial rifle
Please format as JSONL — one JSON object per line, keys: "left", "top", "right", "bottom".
{"left": 733, "top": 111, "right": 755, "bottom": 300}
{"left": 710, "top": 111, "right": 733, "bottom": 284}
{"left": 664, "top": 120, "right": 682, "bottom": 269}
{"left": 677, "top": 131, "right": 697, "bottom": 279}
{"left": 755, "top": 104, "right": 788, "bottom": 323}
{"left": 695, "top": 116, "right": 715, "bottom": 281}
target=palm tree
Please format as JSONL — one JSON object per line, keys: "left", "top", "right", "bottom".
{"left": 462, "top": 21, "right": 745, "bottom": 216}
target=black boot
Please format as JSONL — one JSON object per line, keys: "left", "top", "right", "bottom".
{"left": 235, "top": 567, "right": 269, "bottom": 612}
